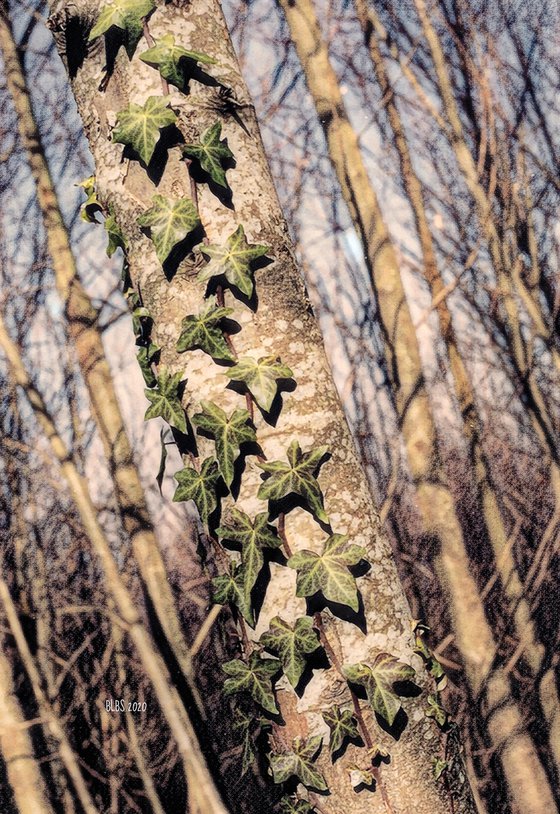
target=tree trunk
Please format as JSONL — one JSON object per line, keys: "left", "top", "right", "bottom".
{"left": 0, "top": 2, "right": 204, "bottom": 715}
{"left": 45, "top": 0, "right": 478, "bottom": 811}
{"left": 275, "top": 0, "right": 556, "bottom": 810}
{"left": 353, "top": 0, "right": 560, "bottom": 772}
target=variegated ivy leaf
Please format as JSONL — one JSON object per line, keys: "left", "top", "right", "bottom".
{"left": 183, "top": 121, "right": 234, "bottom": 188}
{"left": 222, "top": 653, "right": 280, "bottom": 714}
{"left": 89, "top": 0, "right": 155, "bottom": 57}
{"left": 77, "top": 176, "right": 101, "bottom": 222}
{"left": 413, "top": 621, "right": 447, "bottom": 690}
{"left": 212, "top": 562, "right": 254, "bottom": 626}
{"left": 176, "top": 299, "right": 235, "bottom": 362}
{"left": 192, "top": 401, "right": 256, "bottom": 487}
{"left": 343, "top": 654, "right": 416, "bottom": 727}
{"left": 112, "top": 97, "right": 177, "bottom": 165}
{"left": 348, "top": 765, "right": 374, "bottom": 789}
{"left": 173, "top": 457, "right": 220, "bottom": 524}
{"left": 105, "top": 210, "right": 126, "bottom": 257}
{"left": 257, "top": 440, "right": 329, "bottom": 522}
{"left": 144, "top": 367, "right": 186, "bottom": 434}
{"left": 288, "top": 535, "right": 365, "bottom": 610}
{"left": 322, "top": 705, "right": 360, "bottom": 755}
{"left": 137, "top": 341, "right": 159, "bottom": 387}
{"left": 217, "top": 509, "right": 281, "bottom": 600}
{"left": 196, "top": 226, "right": 270, "bottom": 298}
{"left": 279, "top": 797, "right": 315, "bottom": 814}
{"left": 259, "top": 616, "right": 320, "bottom": 688}
{"left": 269, "top": 736, "right": 327, "bottom": 791}
{"left": 425, "top": 694, "right": 448, "bottom": 729}
{"left": 137, "top": 194, "right": 200, "bottom": 265}
{"left": 139, "top": 33, "right": 216, "bottom": 89}
{"left": 225, "top": 356, "right": 292, "bottom": 412}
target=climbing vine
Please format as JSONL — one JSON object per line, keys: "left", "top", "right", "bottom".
{"left": 78, "top": 2, "right": 455, "bottom": 810}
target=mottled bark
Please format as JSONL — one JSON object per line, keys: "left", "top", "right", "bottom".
{"left": 354, "top": 0, "right": 560, "bottom": 773}
{"left": 276, "top": 0, "right": 556, "bottom": 811}
{"left": 45, "top": 0, "right": 478, "bottom": 811}
{"left": 0, "top": 311, "right": 229, "bottom": 814}
{"left": 0, "top": 2, "right": 203, "bottom": 715}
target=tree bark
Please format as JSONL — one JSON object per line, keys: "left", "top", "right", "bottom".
{"left": 45, "top": 0, "right": 478, "bottom": 811}
{"left": 276, "top": 0, "right": 556, "bottom": 811}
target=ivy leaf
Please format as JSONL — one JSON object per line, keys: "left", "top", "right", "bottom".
{"left": 139, "top": 33, "right": 216, "bottom": 89}
{"left": 144, "top": 367, "right": 186, "bottom": 433}
{"left": 173, "top": 457, "right": 220, "bottom": 524}
{"left": 137, "top": 341, "right": 159, "bottom": 387}
{"left": 222, "top": 653, "right": 279, "bottom": 714}
{"left": 217, "top": 510, "right": 281, "bottom": 600}
{"left": 77, "top": 176, "right": 101, "bottom": 223}
{"left": 196, "top": 226, "right": 270, "bottom": 298}
{"left": 212, "top": 562, "right": 254, "bottom": 626}
{"left": 343, "top": 655, "right": 416, "bottom": 727}
{"left": 269, "top": 736, "right": 327, "bottom": 791}
{"left": 259, "top": 616, "right": 320, "bottom": 688}
{"left": 192, "top": 401, "right": 256, "bottom": 487}
{"left": 287, "top": 534, "right": 365, "bottom": 611}
{"left": 176, "top": 298, "right": 235, "bottom": 362}
{"left": 137, "top": 194, "right": 200, "bottom": 265}
{"left": 425, "top": 694, "right": 448, "bottom": 729}
{"left": 112, "top": 97, "right": 177, "bottom": 165}
{"left": 233, "top": 710, "right": 256, "bottom": 776}
{"left": 257, "top": 440, "right": 329, "bottom": 522}
{"left": 225, "top": 356, "right": 292, "bottom": 412}
{"left": 156, "top": 427, "right": 170, "bottom": 494}
{"left": 432, "top": 758, "right": 448, "bottom": 781}
{"left": 89, "top": 0, "right": 155, "bottom": 57}
{"left": 348, "top": 765, "right": 374, "bottom": 790}
{"left": 322, "top": 705, "right": 360, "bottom": 756}
{"left": 279, "top": 797, "right": 315, "bottom": 814}
{"left": 183, "top": 121, "right": 234, "bottom": 188}
{"left": 105, "top": 210, "right": 127, "bottom": 257}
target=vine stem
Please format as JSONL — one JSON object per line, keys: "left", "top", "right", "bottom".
{"left": 142, "top": 21, "right": 169, "bottom": 95}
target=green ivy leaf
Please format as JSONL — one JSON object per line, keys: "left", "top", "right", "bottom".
{"left": 176, "top": 298, "right": 235, "bottom": 362}
{"left": 212, "top": 562, "right": 254, "bottom": 626}
{"left": 432, "top": 758, "right": 448, "bottom": 781}
{"left": 322, "top": 705, "right": 360, "bottom": 756}
{"left": 144, "top": 367, "right": 186, "bottom": 433}
{"left": 343, "top": 655, "right": 416, "bottom": 727}
{"left": 105, "top": 210, "right": 127, "bottom": 257}
{"left": 225, "top": 356, "right": 292, "bottom": 412}
{"left": 89, "top": 0, "right": 155, "bottom": 57}
{"left": 287, "top": 534, "right": 364, "bottom": 610}
{"left": 425, "top": 694, "right": 448, "bottom": 729}
{"left": 279, "top": 797, "right": 315, "bottom": 814}
{"left": 259, "top": 616, "right": 320, "bottom": 688}
{"left": 257, "top": 440, "right": 329, "bottom": 522}
{"left": 217, "top": 510, "right": 281, "bottom": 601}
{"left": 139, "top": 33, "right": 216, "bottom": 89}
{"left": 77, "top": 176, "right": 101, "bottom": 223}
{"left": 137, "top": 341, "right": 159, "bottom": 387}
{"left": 222, "top": 653, "right": 279, "bottom": 714}
{"left": 196, "top": 226, "right": 270, "bottom": 298}
{"left": 233, "top": 710, "right": 256, "bottom": 777}
{"left": 183, "top": 121, "right": 234, "bottom": 188}
{"left": 112, "top": 97, "right": 177, "bottom": 165}
{"left": 137, "top": 194, "right": 200, "bottom": 265}
{"left": 269, "top": 736, "right": 327, "bottom": 791}
{"left": 192, "top": 401, "right": 256, "bottom": 487}
{"left": 173, "top": 457, "right": 220, "bottom": 524}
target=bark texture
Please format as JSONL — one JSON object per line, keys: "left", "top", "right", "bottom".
{"left": 47, "top": 0, "right": 477, "bottom": 811}
{"left": 276, "top": 0, "right": 557, "bottom": 811}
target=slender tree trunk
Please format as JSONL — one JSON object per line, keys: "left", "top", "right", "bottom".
{"left": 276, "top": 1, "right": 556, "bottom": 811}
{"left": 0, "top": 636, "right": 55, "bottom": 814}
{"left": 46, "top": 0, "right": 477, "bottom": 810}
{"left": 353, "top": 0, "right": 560, "bottom": 771}
{"left": 0, "top": 311, "right": 229, "bottom": 814}
{"left": 0, "top": 2, "right": 203, "bottom": 715}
